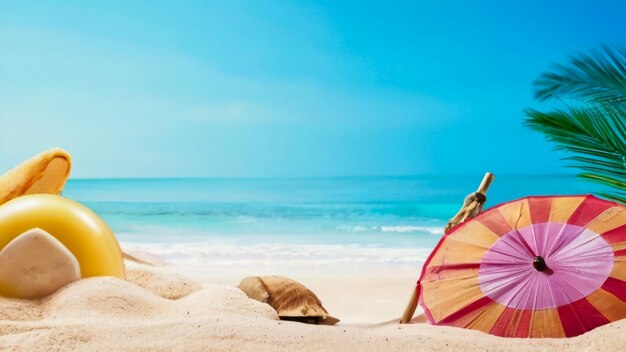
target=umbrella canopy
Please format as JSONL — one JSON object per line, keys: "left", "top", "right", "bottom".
{"left": 416, "top": 195, "right": 626, "bottom": 338}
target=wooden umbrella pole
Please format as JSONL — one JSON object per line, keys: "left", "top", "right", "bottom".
{"left": 477, "top": 172, "right": 494, "bottom": 194}
{"left": 400, "top": 284, "right": 420, "bottom": 324}
{"left": 444, "top": 172, "right": 495, "bottom": 233}
{"left": 476, "top": 172, "right": 494, "bottom": 213}
{"left": 399, "top": 172, "right": 494, "bottom": 324}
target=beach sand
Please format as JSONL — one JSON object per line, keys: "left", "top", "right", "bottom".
{"left": 0, "top": 257, "right": 623, "bottom": 351}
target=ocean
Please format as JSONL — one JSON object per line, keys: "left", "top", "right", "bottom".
{"left": 61, "top": 175, "right": 600, "bottom": 268}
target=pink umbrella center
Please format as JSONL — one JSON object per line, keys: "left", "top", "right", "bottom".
{"left": 478, "top": 222, "right": 614, "bottom": 310}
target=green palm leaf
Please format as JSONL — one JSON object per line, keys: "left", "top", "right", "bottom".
{"left": 534, "top": 45, "right": 626, "bottom": 104}
{"left": 525, "top": 46, "right": 626, "bottom": 204}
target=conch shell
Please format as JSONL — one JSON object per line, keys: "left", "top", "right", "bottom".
{"left": 0, "top": 148, "right": 71, "bottom": 205}
{"left": 238, "top": 276, "right": 339, "bottom": 325}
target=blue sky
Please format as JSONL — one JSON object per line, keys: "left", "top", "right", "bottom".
{"left": 0, "top": 0, "right": 625, "bottom": 178}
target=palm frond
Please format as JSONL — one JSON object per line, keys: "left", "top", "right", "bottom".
{"left": 534, "top": 45, "right": 626, "bottom": 104}
{"left": 524, "top": 105, "right": 626, "bottom": 204}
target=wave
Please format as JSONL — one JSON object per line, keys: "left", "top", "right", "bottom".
{"left": 84, "top": 201, "right": 456, "bottom": 221}
{"left": 332, "top": 224, "right": 445, "bottom": 234}
{"left": 120, "top": 241, "right": 433, "bottom": 268}
{"left": 380, "top": 226, "right": 444, "bottom": 234}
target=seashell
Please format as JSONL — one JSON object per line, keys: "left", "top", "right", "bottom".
{"left": 0, "top": 148, "right": 71, "bottom": 206}
{"left": 0, "top": 228, "right": 81, "bottom": 299}
{"left": 238, "top": 276, "right": 339, "bottom": 325}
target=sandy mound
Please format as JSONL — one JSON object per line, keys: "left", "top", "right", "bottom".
{"left": 0, "top": 261, "right": 624, "bottom": 351}
{"left": 125, "top": 261, "right": 201, "bottom": 300}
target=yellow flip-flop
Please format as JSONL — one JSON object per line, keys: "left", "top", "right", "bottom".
{"left": 0, "top": 147, "right": 72, "bottom": 205}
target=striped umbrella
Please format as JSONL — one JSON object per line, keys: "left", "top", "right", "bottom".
{"left": 406, "top": 195, "right": 626, "bottom": 337}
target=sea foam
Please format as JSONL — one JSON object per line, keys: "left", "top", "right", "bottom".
{"left": 120, "top": 241, "right": 433, "bottom": 268}
{"left": 380, "top": 226, "right": 444, "bottom": 234}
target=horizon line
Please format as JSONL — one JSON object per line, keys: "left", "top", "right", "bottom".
{"left": 67, "top": 173, "right": 579, "bottom": 181}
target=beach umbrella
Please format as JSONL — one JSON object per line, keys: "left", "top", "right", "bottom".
{"left": 401, "top": 194, "right": 626, "bottom": 338}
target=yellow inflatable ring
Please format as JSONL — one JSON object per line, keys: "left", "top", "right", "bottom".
{"left": 0, "top": 194, "right": 124, "bottom": 296}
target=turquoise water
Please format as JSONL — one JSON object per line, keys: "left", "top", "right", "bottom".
{"left": 61, "top": 175, "right": 599, "bottom": 265}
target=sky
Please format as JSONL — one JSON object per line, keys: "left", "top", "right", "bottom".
{"left": 0, "top": 0, "right": 625, "bottom": 178}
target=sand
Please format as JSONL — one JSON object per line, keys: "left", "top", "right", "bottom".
{"left": 0, "top": 258, "right": 623, "bottom": 351}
